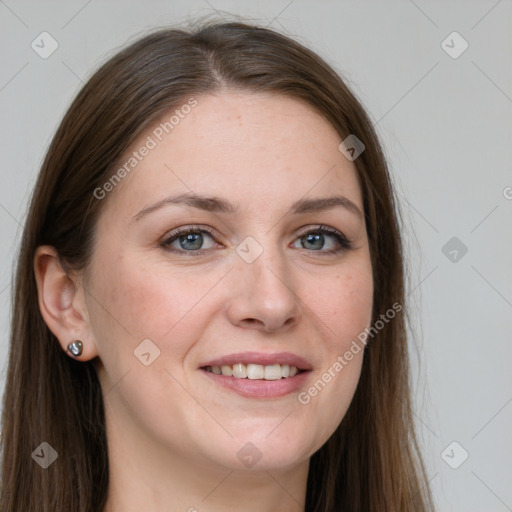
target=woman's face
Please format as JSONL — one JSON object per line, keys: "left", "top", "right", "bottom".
{"left": 84, "top": 91, "right": 373, "bottom": 472}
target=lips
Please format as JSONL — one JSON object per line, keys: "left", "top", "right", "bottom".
{"left": 199, "top": 351, "right": 313, "bottom": 399}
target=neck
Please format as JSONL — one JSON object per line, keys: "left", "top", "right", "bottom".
{"left": 101, "top": 400, "right": 309, "bottom": 512}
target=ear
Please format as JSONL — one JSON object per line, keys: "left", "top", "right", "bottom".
{"left": 34, "top": 245, "right": 99, "bottom": 361}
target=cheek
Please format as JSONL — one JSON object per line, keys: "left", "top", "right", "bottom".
{"left": 296, "top": 257, "right": 372, "bottom": 428}
{"left": 309, "top": 259, "right": 374, "bottom": 347}
{"left": 87, "top": 253, "right": 229, "bottom": 354}
{"left": 86, "top": 255, "right": 227, "bottom": 440}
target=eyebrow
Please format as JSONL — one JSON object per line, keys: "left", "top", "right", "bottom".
{"left": 132, "top": 192, "right": 363, "bottom": 221}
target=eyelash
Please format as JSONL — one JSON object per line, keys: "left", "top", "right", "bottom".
{"left": 161, "top": 224, "right": 352, "bottom": 256}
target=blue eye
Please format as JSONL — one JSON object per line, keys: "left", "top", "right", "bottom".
{"left": 293, "top": 226, "right": 352, "bottom": 254}
{"left": 163, "top": 226, "right": 216, "bottom": 253}
{"left": 162, "top": 225, "right": 352, "bottom": 255}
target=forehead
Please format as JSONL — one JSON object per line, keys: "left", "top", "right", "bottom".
{"left": 100, "top": 91, "right": 362, "bottom": 218}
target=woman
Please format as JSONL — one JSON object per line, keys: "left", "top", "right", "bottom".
{"left": 0, "top": 20, "right": 434, "bottom": 511}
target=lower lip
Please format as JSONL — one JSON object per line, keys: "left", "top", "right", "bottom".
{"left": 200, "top": 369, "right": 311, "bottom": 399}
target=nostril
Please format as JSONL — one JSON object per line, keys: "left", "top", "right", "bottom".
{"left": 241, "top": 318, "right": 261, "bottom": 327}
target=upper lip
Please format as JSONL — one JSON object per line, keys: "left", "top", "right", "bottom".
{"left": 200, "top": 351, "right": 313, "bottom": 371}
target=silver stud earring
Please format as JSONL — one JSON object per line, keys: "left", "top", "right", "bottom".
{"left": 67, "top": 340, "right": 83, "bottom": 357}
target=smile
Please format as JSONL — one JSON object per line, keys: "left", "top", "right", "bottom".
{"left": 199, "top": 352, "right": 312, "bottom": 398}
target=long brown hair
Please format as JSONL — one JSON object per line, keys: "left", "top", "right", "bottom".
{"left": 0, "top": 20, "right": 434, "bottom": 511}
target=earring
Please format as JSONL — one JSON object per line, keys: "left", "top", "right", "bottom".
{"left": 67, "top": 340, "right": 83, "bottom": 357}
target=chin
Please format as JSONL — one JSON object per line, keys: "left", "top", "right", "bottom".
{"left": 211, "top": 427, "right": 319, "bottom": 472}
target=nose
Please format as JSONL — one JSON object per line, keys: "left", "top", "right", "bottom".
{"left": 226, "top": 246, "right": 302, "bottom": 333}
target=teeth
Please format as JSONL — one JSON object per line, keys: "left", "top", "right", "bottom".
{"left": 247, "top": 364, "right": 264, "bottom": 379}
{"left": 221, "top": 365, "right": 233, "bottom": 376}
{"left": 232, "top": 363, "right": 247, "bottom": 379}
{"left": 264, "top": 364, "right": 282, "bottom": 380}
{"left": 205, "top": 363, "right": 301, "bottom": 380}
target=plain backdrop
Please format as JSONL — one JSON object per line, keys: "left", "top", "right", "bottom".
{"left": 1, "top": 1, "right": 511, "bottom": 510}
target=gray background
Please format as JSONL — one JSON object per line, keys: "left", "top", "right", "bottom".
{"left": 1, "top": 1, "right": 511, "bottom": 510}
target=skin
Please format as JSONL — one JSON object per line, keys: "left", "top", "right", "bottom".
{"left": 34, "top": 91, "right": 373, "bottom": 511}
